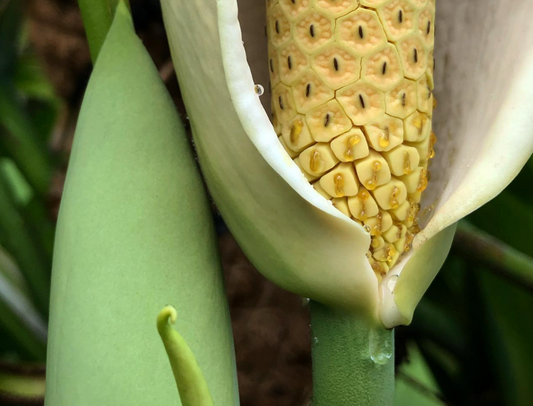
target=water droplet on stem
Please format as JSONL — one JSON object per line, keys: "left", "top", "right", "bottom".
{"left": 369, "top": 327, "right": 393, "bottom": 365}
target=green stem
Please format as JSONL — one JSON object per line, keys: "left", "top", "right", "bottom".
{"left": 310, "top": 302, "right": 395, "bottom": 405}
{"left": 77, "top": 0, "right": 129, "bottom": 63}
{"left": 455, "top": 221, "right": 533, "bottom": 292}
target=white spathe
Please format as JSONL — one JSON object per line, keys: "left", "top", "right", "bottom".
{"left": 162, "top": 0, "right": 533, "bottom": 327}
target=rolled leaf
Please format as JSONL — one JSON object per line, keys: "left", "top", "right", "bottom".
{"left": 45, "top": 4, "right": 238, "bottom": 405}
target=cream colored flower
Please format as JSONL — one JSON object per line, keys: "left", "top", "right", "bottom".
{"left": 161, "top": 0, "right": 533, "bottom": 326}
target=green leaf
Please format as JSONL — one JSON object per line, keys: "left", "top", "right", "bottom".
{"left": 45, "top": 4, "right": 238, "bottom": 405}
{"left": 481, "top": 270, "right": 533, "bottom": 405}
{"left": 0, "top": 173, "right": 50, "bottom": 317}
{"left": 467, "top": 192, "right": 533, "bottom": 257}
{"left": 395, "top": 344, "right": 444, "bottom": 406}
{"left": 0, "top": 246, "right": 47, "bottom": 361}
{"left": 77, "top": 0, "right": 128, "bottom": 63}
{"left": 0, "top": 86, "right": 53, "bottom": 196}
{"left": 14, "top": 54, "right": 59, "bottom": 103}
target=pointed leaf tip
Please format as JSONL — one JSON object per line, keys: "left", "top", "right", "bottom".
{"left": 156, "top": 306, "right": 215, "bottom": 406}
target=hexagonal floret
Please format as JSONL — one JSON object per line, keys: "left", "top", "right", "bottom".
{"left": 272, "top": 83, "right": 297, "bottom": 124}
{"left": 377, "top": 0, "right": 416, "bottom": 42}
{"left": 315, "top": 0, "right": 359, "bottom": 18}
{"left": 294, "top": 10, "right": 334, "bottom": 53}
{"left": 355, "top": 151, "right": 391, "bottom": 191}
{"left": 417, "top": 74, "right": 433, "bottom": 114}
{"left": 396, "top": 33, "right": 427, "bottom": 80}
{"left": 305, "top": 100, "right": 352, "bottom": 142}
{"left": 336, "top": 9, "right": 387, "bottom": 57}
{"left": 330, "top": 128, "right": 370, "bottom": 162}
{"left": 311, "top": 46, "right": 361, "bottom": 90}
{"left": 279, "top": 41, "right": 310, "bottom": 85}
{"left": 364, "top": 115, "right": 404, "bottom": 151}
{"left": 268, "top": 5, "right": 291, "bottom": 47}
{"left": 404, "top": 111, "right": 431, "bottom": 142}
{"left": 299, "top": 143, "right": 339, "bottom": 176}
{"left": 385, "top": 79, "right": 417, "bottom": 119}
{"left": 279, "top": 0, "right": 311, "bottom": 21}
{"left": 399, "top": 166, "right": 427, "bottom": 194}
{"left": 320, "top": 162, "right": 360, "bottom": 198}
{"left": 372, "top": 179, "right": 407, "bottom": 210}
{"left": 382, "top": 145, "right": 420, "bottom": 176}
{"left": 364, "top": 210, "right": 393, "bottom": 236}
{"left": 268, "top": 46, "right": 281, "bottom": 87}
{"left": 291, "top": 70, "right": 334, "bottom": 114}
{"left": 418, "top": 6, "right": 435, "bottom": 48}
{"left": 348, "top": 188, "right": 379, "bottom": 221}
{"left": 281, "top": 115, "right": 316, "bottom": 152}
{"left": 362, "top": 43, "right": 403, "bottom": 92}
{"left": 337, "top": 81, "right": 385, "bottom": 126}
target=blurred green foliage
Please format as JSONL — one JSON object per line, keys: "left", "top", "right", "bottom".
{"left": 0, "top": 0, "right": 58, "bottom": 364}
{"left": 0, "top": 1, "right": 532, "bottom": 405}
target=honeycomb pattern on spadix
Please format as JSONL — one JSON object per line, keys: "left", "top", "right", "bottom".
{"left": 267, "top": 0, "right": 436, "bottom": 278}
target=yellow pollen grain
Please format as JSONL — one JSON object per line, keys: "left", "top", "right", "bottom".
{"left": 403, "top": 151, "right": 411, "bottom": 174}
{"left": 417, "top": 168, "right": 428, "bottom": 192}
{"left": 310, "top": 150, "right": 321, "bottom": 172}
{"left": 345, "top": 136, "right": 358, "bottom": 158}
{"left": 378, "top": 126, "right": 390, "bottom": 148}
{"left": 389, "top": 186, "right": 400, "bottom": 209}
{"left": 368, "top": 160, "right": 381, "bottom": 189}
{"left": 429, "top": 132, "right": 437, "bottom": 159}
{"left": 290, "top": 119, "right": 304, "bottom": 144}
{"left": 334, "top": 174, "right": 344, "bottom": 195}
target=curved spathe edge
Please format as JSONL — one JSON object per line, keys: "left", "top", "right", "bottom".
{"left": 381, "top": 223, "right": 457, "bottom": 328}
{"left": 382, "top": 15, "right": 533, "bottom": 327}
{"left": 216, "top": 0, "right": 380, "bottom": 308}
{"left": 216, "top": 0, "right": 368, "bottom": 235}
{"left": 416, "top": 49, "right": 533, "bottom": 249}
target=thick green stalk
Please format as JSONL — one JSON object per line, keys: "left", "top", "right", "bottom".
{"left": 77, "top": 0, "right": 127, "bottom": 62}
{"left": 310, "top": 302, "right": 394, "bottom": 405}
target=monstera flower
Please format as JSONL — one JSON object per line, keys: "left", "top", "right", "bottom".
{"left": 160, "top": 0, "right": 533, "bottom": 328}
